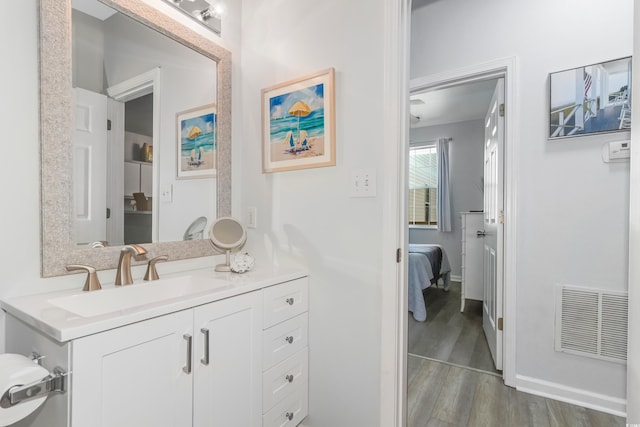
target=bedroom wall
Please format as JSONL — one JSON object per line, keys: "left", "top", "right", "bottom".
{"left": 409, "top": 119, "right": 484, "bottom": 278}
{"left": 412, "top": 0, "right": 631, "bottom": 413}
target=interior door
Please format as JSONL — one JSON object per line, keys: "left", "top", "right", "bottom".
{"left": 482, "top": 78, "right": 505, "bottom": 370}
{"left": 73, "top": 88, "right": 107, "bottom": 245}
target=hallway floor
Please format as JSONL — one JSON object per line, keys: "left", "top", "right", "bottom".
{"left": 408, "top": 281, "right": 500, "bottom": 375}
{"left": 407, "top": 356, "right": 625, "bottom": 426}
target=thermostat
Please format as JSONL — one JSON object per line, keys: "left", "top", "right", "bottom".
{"left": 603, "top": 140, "right": 631, "bottom": 162}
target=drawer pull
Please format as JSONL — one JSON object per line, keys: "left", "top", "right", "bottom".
{"left": 285, "top": 297, "right": 295, "bottom": 305}
{"left": 285, "top": 412, "right": 294, "bottom": 421}
{"left": 201, "top": 328, "right": 210, "bottom": 366}
{"left": 183, "top": 334, "right": 192, "bottom": 374}
{"left": 285, "top": 336, "right": 294, "bottom": 344}
{"left": 285, "top": 374, "right": 294, "bottom": 383}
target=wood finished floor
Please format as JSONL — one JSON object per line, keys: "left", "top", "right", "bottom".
{"left": 407, "top": 282, "right": 625, "bottom": 426}
{"left": 408, "top": 281, "right": 500, "bottom": 375}
{"left": 407, "top": 356, "right": 625, "bottom": 427}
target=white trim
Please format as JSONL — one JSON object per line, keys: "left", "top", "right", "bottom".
{"left": 626, "top": 5, "right": 640, "bottom": 421}
{"left": 107, "top": 68, "right": 162, "bottom": 242}
{"left": 379, "top": 0, "right": 410, "bottom": 425}
{"left": 450, "top": 274, "right": 462, "bottom": 282}
{"left": 407, "top": 56, "right": 519, "bottom": 387}
{"left": 516, "top": 375, "right": 626, "bottom": 417}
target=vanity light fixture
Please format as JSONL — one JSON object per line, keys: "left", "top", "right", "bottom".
{"left": 162, "top": 0, "right": 222, "bottom": 34}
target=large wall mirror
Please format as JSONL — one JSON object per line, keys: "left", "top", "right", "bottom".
{"left": 41, "top": 0, "right": 231, "bottom": 277}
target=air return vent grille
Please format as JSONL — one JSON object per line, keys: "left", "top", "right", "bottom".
{"left": 555, "top": 285, "right": 627, "bottom": 363}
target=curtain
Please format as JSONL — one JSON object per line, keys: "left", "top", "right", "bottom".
{"left": 437, "top": 138, "right": 452, "bottom": 232}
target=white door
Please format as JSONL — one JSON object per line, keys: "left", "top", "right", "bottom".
{"left": 73, "top": 88, "right": 107, "bottom": 245}
{"left": 193, "top": 290, "right": 262, "bottom": 427}
{"left": 482, "top": 78, "right": 505, "bottom": 370}
{"left": 107, "top": 98, "right": 125, "bottom": 246}
{"left": 71, "top": 310, "right": 194, "bottom": 427}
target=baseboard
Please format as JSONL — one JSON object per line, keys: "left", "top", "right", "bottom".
{"left": 450, "top": 275, "right": 461, "bottom": 282}
{"left": 516, "top": 374, "right": 626, "bottom": 417}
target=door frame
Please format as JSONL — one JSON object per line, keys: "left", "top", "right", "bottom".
{"left": 407, "top": 58, "right": 518, "bottom": 387}
{"left": 107, "top": 67, "right": 161, "bottom": 241}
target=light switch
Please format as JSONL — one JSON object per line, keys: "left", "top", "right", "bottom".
{"left": 350, "top": 169, "right": 377, "bottom": 197}
{"left": 247, "top": 207, "right": 257, "bottom": 228}
{"left": 160, "top": 184, "right": 173, "bottom": 202}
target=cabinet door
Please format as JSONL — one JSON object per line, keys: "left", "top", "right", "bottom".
{"left": 193, "top": 291, "right": 262, "bottom": 427}
{"left": 140, "top": 162, "right": 153, "bottom": 196}
{"left": 71, "top": 310, "right": 193, "bottom": 427}
{"left": 124, "top": 161, "right": 140, "bottom": 197}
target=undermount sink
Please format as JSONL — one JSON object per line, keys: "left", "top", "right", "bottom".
{"left": 48, "top": 275, "right": 229, "bottom": 318}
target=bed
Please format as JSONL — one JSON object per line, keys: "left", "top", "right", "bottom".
{"left": 408, "top": 244, "right": 451, "bottom": 322}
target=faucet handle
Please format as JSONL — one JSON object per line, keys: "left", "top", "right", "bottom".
{"left": 144, "top": 256, "right": 169, "bottom": 281}
{"left": 66, "top": 264, "right": 102, "bottom": 292}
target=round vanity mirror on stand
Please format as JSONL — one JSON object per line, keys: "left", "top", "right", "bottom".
{"left": 209, "top": 217, "right": 247, "bottom": 272}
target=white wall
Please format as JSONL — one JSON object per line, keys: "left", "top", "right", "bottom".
{"left": 409, "top": 119, "right": 484, "bottom": 277}
{"left": 412, "top": 0, "right": 631, "bottom": 412}
{"left": 239, "top": 0, "right": 386, "bottom": 425}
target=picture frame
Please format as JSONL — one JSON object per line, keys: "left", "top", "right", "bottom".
{"left": 549, "top": 56, "right": 632, "bottom": 139}
{"left": 176, "top": 104, "right": 216, "bottom": 179}
{"left": 262, "top": 68, "right": 336, "bottom": 173}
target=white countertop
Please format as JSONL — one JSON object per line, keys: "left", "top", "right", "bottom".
{"left": 1, "top": 265, "right": 308, "bottom": 343}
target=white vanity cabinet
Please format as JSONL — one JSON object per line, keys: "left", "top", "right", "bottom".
{"left": 71, "top": 290, "right": 262, "bottom": 427}
{"left": 3, "top": 271, "right": 309, "bottom": 427}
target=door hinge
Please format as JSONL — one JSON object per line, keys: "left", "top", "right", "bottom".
{"left": 396, "top": 248, "right": 402, "bottom": 263}
{"left": 498, "top": 317, "right": 503, "bottom": 331}
{"left": 499, "top": 103, "right": 505, "bottom": 117}
{"left": 106, "top": 207, "right": 111, "bottom": 219}
{"left": 499, "top": 210, "right": 504, "bottom": 224}
{"left": 107, "top": 119, "right": 112, "bottom": 130}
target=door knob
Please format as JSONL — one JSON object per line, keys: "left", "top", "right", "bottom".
{"left": 476, "top": 230, "right": 486, "bottom": 237}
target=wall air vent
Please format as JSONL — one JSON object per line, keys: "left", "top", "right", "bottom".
{"left": 555, "top": 285, "right": 627, "bottom": 363}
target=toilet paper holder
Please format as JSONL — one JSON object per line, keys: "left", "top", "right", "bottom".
{"left": 0, "top": 353, "right": 69, "bottom": 409}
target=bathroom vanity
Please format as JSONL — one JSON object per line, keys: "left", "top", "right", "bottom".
{"left": 2, "top": 266, "right": 309, "bottom": 427}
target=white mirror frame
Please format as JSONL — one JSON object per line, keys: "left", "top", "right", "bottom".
{"left": 40, "top": 0, "right": 231, "bottom": 277}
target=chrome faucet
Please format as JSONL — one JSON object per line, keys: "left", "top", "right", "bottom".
{"left": 115, "top": 244, "right": 147, "bottom": 286}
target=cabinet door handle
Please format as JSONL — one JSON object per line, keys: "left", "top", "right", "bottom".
{"left": 285, "top": 412, "right": 294, "bottom": 421}
{"left": 201, "top": 328, "right": 210, "bottom": 366}
{"left": 285, "top": 374, "right": 294, "bottom": 383}
{"left": 285, "top": 336, "right": 294, "bottom": 344}
{"left": 183, "top": 334, "right": 192, "bottom": 374}
{"left": 285, "top": 297, "right": 295, "bottom": 305}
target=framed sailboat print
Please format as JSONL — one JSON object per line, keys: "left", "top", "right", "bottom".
{"left": 261, "top": 68, "right": 336, "bottom": 173}
{"left": 177, "top": 104, "right": 217, "bottom": 179}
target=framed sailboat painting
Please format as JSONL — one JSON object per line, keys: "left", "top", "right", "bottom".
{"left": 261, "top": 68, "right": 336, "bottom": 173}
{"left": 176, "top": 103, "right": 217, "bottom": 179}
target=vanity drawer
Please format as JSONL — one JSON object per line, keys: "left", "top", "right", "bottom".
{"left": 263, "top": 278, "right": 309, "bottom": 328}
{"left": 263, "top": 313, "right": 308, "bottom": 369}
{"left": 262, "top": 380, "right": 308, "bottom": 427}
{"left": 263, "top": 347, "right": 308, "bottom": 412}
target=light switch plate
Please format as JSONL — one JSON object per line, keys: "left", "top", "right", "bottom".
{"left": 160, "top": 184, "right": 173, "bottom": 202}
{"left": 247, "top": 207, "right": 257, "bottom": 228}
{"left": 350, "top": 169, "right": 377, "bottom": 197}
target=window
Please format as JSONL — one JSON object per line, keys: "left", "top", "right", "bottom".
{"left": 409, "top": 144, "right": 438, "bottom": 226}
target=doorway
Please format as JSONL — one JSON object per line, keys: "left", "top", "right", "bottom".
{"left": 407, "top": 77, "right": 504, "bottom": 377}
{"left": 403, "top": 57, "right": 519, "bottom": 395}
